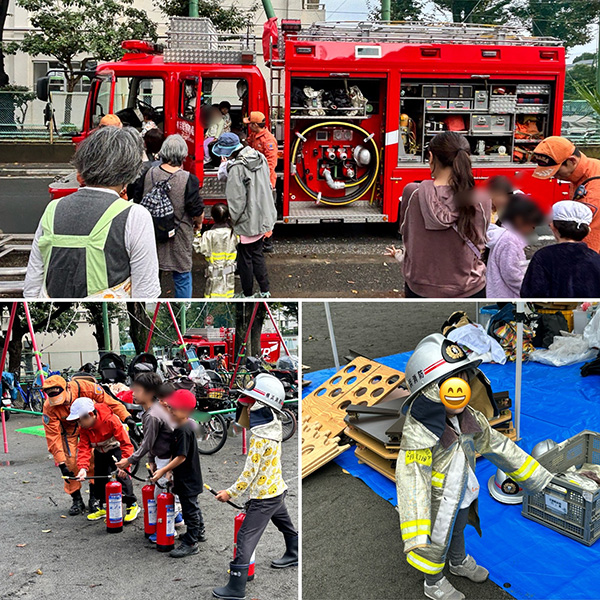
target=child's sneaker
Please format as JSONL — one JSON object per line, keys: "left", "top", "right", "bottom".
{"left": 449, "top": 555, "right": 489, "bottom": 583}
{"left": 424, "top": 576, "right": 465, "bottom": 600}
{"left": 87, "top": 506, "right": 106, "bottom": 521}
{"left": 175, "top": 512, "right": 185, "bottom": 527}
{"left": 124, "top": 503, "right": 141, "bottom": 523}
{"left": 149, "top": 533, "right": 157, "bottom": 543}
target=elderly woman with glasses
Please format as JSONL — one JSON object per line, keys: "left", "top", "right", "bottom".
{"left": 23, "top": 126, "right": 160, "bottom": 298}
{"left": 143, "top": 134, "right": 204, "bottom": 298}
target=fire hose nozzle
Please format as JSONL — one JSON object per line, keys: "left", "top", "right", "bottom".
{"left": 323, "top": 168, "right": 346, "bottom": 190}
{"left": 338, "top": 150, "right": 348, "bottom": 160}
{"left": 295, "top": 131, "right": 307, "bottom": 142}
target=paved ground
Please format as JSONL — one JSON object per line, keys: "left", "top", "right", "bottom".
{"left": 0, "top": 412, "right": 299, "bottom": 600}
{"left": 301, "top": 302, "right": 513, "bottom": 600}
{"left": 0, "top": 170, "right": 553, "bottom": 298}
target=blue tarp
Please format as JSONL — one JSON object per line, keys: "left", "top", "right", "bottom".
{"left": 304, "top": 353, "right": 600, "bottom": 600}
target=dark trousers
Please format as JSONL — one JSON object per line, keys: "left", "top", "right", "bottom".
{"left": 404, "top": 283, "right": 486, "bottom": 299}
{"left": 234, "top": 491, "right": 297, "bottom": 565}
{"left": 93, "top": 447, "right": 136, "bottom": 507}
{"left": 425, "top": 506, "right": 469, "bottom": 585}
{"left": 178, "top": 493, "right": 204, "bottom": 546}
{"left": 238, "top": 238, "right": 269, "bottom": 296}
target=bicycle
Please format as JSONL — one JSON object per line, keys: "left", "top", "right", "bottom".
{"left": 14, "top": 375, "right": 45, "bottom": 413}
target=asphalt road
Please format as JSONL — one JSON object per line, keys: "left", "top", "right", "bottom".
{"left": 0, "top": 412, "right": 299, "bottom": 600}
{"left": 0, "top": 172, "right": 553, "bottom": 298}
{"left": 301, "top": 302, "right": 513, "bottom": 600}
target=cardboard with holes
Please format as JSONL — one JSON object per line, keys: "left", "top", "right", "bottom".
{"left": 302, "top": 415, "right": 350, "bottom": 478}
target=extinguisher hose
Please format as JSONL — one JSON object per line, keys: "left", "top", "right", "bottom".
{"left": 204, "top": 483, "right": 244, "bottom": 510}
{"left": 291, "top": 120, "right": 381, "bottom": 206}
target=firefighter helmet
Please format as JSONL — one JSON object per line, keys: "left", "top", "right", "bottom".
{"left": 531, "top": 439, "right": 558, "bottom": 460}
{"left": 242, "top": 373, "right": 285, "bottom": 414}
{"left": 487, "top": 468, "right": 524, "bottom": 504}
{"left": 404, "top": 334, "right": 482, "bottom": 403}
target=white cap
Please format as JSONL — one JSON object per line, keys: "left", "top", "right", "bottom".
{"left": 552, "top": 201, "right": 593, "bottom": 226}
{"left": 66, "top": 397, "right": 95, "bottom": 420}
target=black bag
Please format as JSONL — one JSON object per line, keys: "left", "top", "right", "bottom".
{"left": 140, "top": 170, "right": 177, "bottom": 243}
{"left": 532, "top": 312, "right": 569, "bottom": 349}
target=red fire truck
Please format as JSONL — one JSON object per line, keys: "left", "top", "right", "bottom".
{"left": 42, "top": 18, "right": 568, "bottom": 220}
{"left": 181, "top": 326, "right": 283, "bottom": 366}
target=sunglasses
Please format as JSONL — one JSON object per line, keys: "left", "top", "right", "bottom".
{"left": 44, "top": 387, "right": 63, "bottom": 398}
{"left": 531, "top": 154, "right": 558, "bottom": 167}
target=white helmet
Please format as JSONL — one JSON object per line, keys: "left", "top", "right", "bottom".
{"left": 404, "top": 334, "right": 482, "bottom": 404}
{"left": 243, "top": 373, "right": 285, "bottom": 414}
{"left": 531, "top": 439, "right": 557, "bottom": 461}
{"left": 487, "top": 468, "right": 523, "bottom": 504}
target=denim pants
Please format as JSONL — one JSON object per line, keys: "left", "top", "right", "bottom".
{"left": 172, "top": 271, "right": 192, "bottom": 298}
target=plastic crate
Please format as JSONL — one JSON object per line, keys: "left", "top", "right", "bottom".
{"left": 522, "top": 430, "right": 600, "bottom": 546}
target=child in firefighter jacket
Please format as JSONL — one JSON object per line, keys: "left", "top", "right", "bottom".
{"left": 212, "top": 374, "right": 298, "bottom": 600}
{"left": 395, "top": 334, "right": 553, "bottom": 600}
{"left": 194, "top": 203, "right": 238, "bottom": 299}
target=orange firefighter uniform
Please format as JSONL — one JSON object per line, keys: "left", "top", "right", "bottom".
{"left": 247, "top": 127, "right": 278, "bottom": 189}
{"left": 41, "top": 375, "right": 130, "bottom": 495}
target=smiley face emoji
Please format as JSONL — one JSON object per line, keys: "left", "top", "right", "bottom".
{"left": 439, "top": 377, "right": 471, "bottom": 410}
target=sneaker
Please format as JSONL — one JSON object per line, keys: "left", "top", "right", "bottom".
{"left": 449, "top": 555, "right": 489, "bottom": 583}
{"left": 254, "top": 291, "right": 271, "bottom": 298}
{"left": 175, "top": 512, "right": 184, "bottom": 527}
{"left": 87, "top": 507, "right": 106, "bottom": 521}
{"left": 124, "top": 503, "right": 141, "bottom": 523}
{"left": 424, "top": 577, "right": 465, "bottom": 600}
{"left": 198, "top": 526, "right": 207, "bottom": 543}
{"left": 169, "top": 543, "right": 199, "bottom": 558}
{"left": 149, "top": 533, "right": 157, "bottom": 543}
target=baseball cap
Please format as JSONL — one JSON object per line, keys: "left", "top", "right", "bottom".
{"left": 42, "top": 375, "right": 68, "bottom": 406}
{"left": 552, "top": 200, "right": 593, "bottom": 225}
{"left": 99, "top": 114, "right": 123, "bottom": 128}
{"left": 532, "top": 136, "right": 576, "bottom": 180}
{"left": 243, "top": 111, "right": 266, "bottom": 125}
{"left": 212, "top": 132, "right": 243, "bottom": 157}
{"left": 66, "top": 397, "right": 95, "bottom": 420}
{"left": 166, "top": 389, "right": 196, "bottom": 412}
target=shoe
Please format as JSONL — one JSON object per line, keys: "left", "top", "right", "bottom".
{"left": 213, "top": 562, "right": 249, "bottom": 600}
{"left": 149, "top": 533, "right": 157, "bottom": 543}
{"left": 449, "top": 555, "right": 489, "bottom": 583}
{"left": 271, "top": 535, "right": 298, "bottom": 568}
{"left": 254, "top": 291, "right": 271, "bottom": 298}
{"left": 169, "top": 542, "right": 199, "bottom": 558}
{"left": 87, "top": 507, "right": 106, "bottom": 521}
{"left": 124, "top": 503, "right": 141, "bottom": 523}
{"left": 424, "top": 576, "right": 465, "bottom": 600}
{"left": 263, "top": 241, "right": 274, "bottom": 253}
{"left": 175, "top": 512, "right": 184, "bottom": 526}
{"left": 69, "top": 492, "right": 86, "bottom": 516}
{"left": 198, "top": 526, "right": 207, "bottom": 543}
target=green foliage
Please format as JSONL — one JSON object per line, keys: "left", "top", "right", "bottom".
{"left": 156, "top": 0, "right": 256, "bottom": 32}
{"left": 15, "top": 0, "right": 157, "bottom": 91}
{"left": 572, "top": 80, "right": 600, "bottom": 117}
{"left": 367, "top": 0, "right": 424, "bottom": 21}
{"left": 574, "top": 52, "right": 596, "bottom": 64}
{"left": 566, "top": 62, "right": 597, "bottom": 99}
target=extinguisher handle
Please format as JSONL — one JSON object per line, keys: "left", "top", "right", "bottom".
{"left": 204, "top": 483, "right": 244, "bottom": 510}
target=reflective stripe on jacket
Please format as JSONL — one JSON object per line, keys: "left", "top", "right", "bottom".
{"left": 396, "top": 386, "right": 552, "bottom": 575}
{"left": 197, "top": 226, "right": 238, "bottom": 299}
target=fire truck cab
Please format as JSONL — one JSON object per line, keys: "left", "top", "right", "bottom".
{"left": 45, "top": 18, "right": 568, "bottom": 219}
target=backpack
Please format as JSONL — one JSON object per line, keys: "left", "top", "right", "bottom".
{"left": 140, "top": 169, "right": 177, "bottom": 243}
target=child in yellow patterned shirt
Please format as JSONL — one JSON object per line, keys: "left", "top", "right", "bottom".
{"left": 212, "top": 374, "right": 298, "bottom": 600}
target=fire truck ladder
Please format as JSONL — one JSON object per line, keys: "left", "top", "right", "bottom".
{"left": 268, "top": 31, "right": 286, "bottom": 142}
{"left": 300, "top": 21, "right": 563, "bottom": 47}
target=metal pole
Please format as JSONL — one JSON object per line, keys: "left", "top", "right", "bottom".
{"left": 166, "top": 302, "right": 188, "bottom": 353}
{"left": 102, "top": 302, "right": 111, "bottom": 353}
{"left": 515, "top": 302, "right": 524, "bottom": 441}
{"left": 189, "top": 0, "right": 198, "bottom": 17}
{"left": 324, "top": 302, "right": 340, "bottom": 370}
{"left": 597, "top": 20, "right": 600, "bottom": 94}
{"left": 23, "top": 302, "right": 46, "bottom": 387}
{"left": 381, "top": 0, "right": 391, "bottom": 22}
{"left": 229, "top": 303, "right": 260, "bottom": 391}
{"left": 144, "top": 303, "right": 162, "bottom": 353}
{"left": 181, "top": 304, "right": 187, "bottom": 337}
{"left": 261, "top": 0, "right": 276, "bottom": 20}
{"left": 263, "top": 302, "right": 292, "bottom": 357}
{"left": 0, "top": 303, "right": 18, "bottom": 376}
{"left": 1, "top": 409, "right": 7, "bottom": 454}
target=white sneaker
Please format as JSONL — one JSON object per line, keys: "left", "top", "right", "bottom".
{"left": 424, "top": 576, "right": 465, "bottom": 600}
{"left": 449, "top": 555, "right": 489, "bottom": 583}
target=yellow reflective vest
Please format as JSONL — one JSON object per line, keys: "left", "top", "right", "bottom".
{"left": 195, "top": 226, "right": 238, "bottom": 299}
{"left": 396, "top": 385, "right": 552, "bottom": 576}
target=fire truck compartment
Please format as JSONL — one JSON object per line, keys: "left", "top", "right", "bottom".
{"left": 285, "top": 201, "right": 386, "bottom": 224}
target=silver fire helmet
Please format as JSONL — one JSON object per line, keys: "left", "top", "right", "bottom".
{"left": 353, "top": 145, "right": 372, "bottom": 167}
{"left": 488, "top": 468, "right": 524, "bottom": 504}
{"left": 531, "top": 439, "right": 558, "bottom": 461}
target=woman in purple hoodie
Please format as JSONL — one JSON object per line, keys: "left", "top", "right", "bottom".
{"left": 392, "top": 132, "right": 491, "bottom": 298}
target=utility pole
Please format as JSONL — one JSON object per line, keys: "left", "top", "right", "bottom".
{"left": 102, "top": 303, "right": 111, "bottom": 353}
{"left": 181, "top": 304, "right": 187, "bottom": 336}
{"left": 597, "top": 19, "right": 600, "bottom": 94}
{"left": 381, "top": 0, "right": 391, "bottom": 21}
{"left": 189, "top": 0, "right": 198, "bottom": 18}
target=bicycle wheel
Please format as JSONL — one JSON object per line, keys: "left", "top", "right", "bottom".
{"left": 197, "top": 414, "right": 228, "bottom": 455}
{"left": 29, "top": 388, "right": 44, "bottom": 413}
{"left": 281, "top": 407, "right": 297, "bottom": 442}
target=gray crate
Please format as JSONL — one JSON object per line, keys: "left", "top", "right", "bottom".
{"left": 522, "top": 430, "right": 600, "bottom": 546}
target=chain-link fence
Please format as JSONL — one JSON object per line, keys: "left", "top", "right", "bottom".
{"left": 562, "top": 99, "right": 600, "bottom": 145}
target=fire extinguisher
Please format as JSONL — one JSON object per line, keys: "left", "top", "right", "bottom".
{"left": 142, "top": 481, "right": 156, "bottom": 538}
{"left": 106, "top": 475, "right": 123, "bottom": 534}
{"left": 156, "top": 483, "right": 175, "bottom": 552}
{"left": 234, "top": 512, "right": 256, "bottom": 581}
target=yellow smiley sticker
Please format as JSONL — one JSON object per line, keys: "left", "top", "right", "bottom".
{"left": 439, "top": 377, "right": 471, "bottom": 410}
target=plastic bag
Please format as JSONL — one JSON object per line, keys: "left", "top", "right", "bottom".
{"left": 447, "top": 323, "right": 506, "bottom": 365}
{"left": 583, "top": 309, "right": 600, "bottom": 348}
{"left": 530, "top": 334, "right": 596, "bottom": 367}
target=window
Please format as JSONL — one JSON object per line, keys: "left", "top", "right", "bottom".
{"left": 179, "top": 79, "right": 199, "bottom": 121}
{"left": 201, "top": 78, "right": 248, "bottom": 131}
{"left": 33, "top": 61, "right": 91, "bottom": 92}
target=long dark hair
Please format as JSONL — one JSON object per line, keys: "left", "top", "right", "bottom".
{"left": 211, "top": 203, "right": 233, "bottom": 228}
{"left": 429, "top": 132, "right": 481, "bottom": 245}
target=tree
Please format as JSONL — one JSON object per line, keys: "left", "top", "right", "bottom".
{"left": 127, "top": 302, "right": 153, "bottom": 354}
{"left": 14, "top": 0, "right": 157, "bottom": 124}
{"left": 0, "top": 0, "right": 10, "bottom": 86}
{"left": 0, "top": 303, "right": 77, "bottom": 375}
{"left": 367, "top": 0, "right": 424, "bottom": 21}
{"left": 156, "top": 0, "right": 256, "bottom": 32}
{"left": 565, "top": 62, "right": 597, "bottom": 99}
{"left": 82, "top": 303, "right": 127, "bottom": 354}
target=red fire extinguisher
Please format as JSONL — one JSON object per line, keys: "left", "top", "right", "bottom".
{"left": 142, "top": 481, "right": 156, "bottom": 538}
{"left": 234, "top": 512, "right": 256, "bottom": 581}
{"left": 156, "top": 485, "right": 175, "bottom": 552}
{"left": 106, "top": 477, "right": 123, "bottom": 534}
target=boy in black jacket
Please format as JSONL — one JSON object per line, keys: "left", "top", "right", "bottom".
{"left": 150, "top": 389, "right": 205, "bottom": 558}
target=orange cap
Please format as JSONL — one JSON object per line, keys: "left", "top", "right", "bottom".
{"left": 532, "top": 136, "right": 576, "bottom": 180}
{"left": 99, "top": 114, "right": 123, "bottom": 128}
{"left": 42, "top": 375, "right": 68, "bottom": 406}
{"left": 243, "top": 111, "right": 266, "bottom": 125}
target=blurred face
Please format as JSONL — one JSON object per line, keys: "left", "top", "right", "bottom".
{"left": 490, "top": 191, "right": 510, "bottom": 212}
{"left": 513, "top": 216, "right": 537, "bottom": 236}
{"left": 554, "top": 156, "right": 578, "bottom": 180}
{"left": 78, "top": 412, "right": 96, "bottom": 429}
{"left": 132, "top": 383, "right": 154, "bottom": 407}
{"left": 168, "top": 405, "right": 191, "bottom": 425}
{"left": 249, "top": 122, "right": 261, "bottom": 133}
{"left": 220, "top": 107, "right": 229, "bottom": 115}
